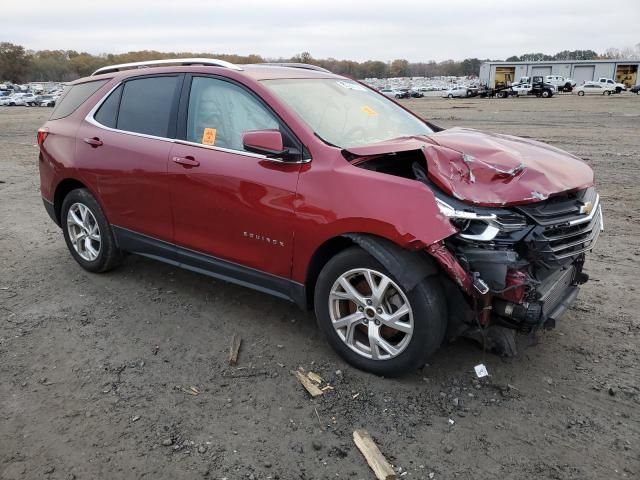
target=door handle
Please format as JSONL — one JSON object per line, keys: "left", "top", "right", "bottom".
{"left": 83, "top": 137, "right": 103, "bottom": 148}
{"left": 172, "top": 156, "right": 200, "bottom": 167}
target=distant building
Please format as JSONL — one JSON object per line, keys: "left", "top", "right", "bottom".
{"left": 480, "top": 60, "right": 640, "bottom": 88}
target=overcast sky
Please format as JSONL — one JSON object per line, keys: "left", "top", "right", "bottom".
{"left": 5, "top": 0, "right": 639, "bottom": 61}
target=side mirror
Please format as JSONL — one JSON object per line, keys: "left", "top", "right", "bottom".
{"left": 242, "top": 129, "right": 287, "bottom": 157}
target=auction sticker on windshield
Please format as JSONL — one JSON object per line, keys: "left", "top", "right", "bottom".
{"left": 361, "top": 105, "right": 378, "bottom": 116}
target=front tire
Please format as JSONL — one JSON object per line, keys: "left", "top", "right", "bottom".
{"left": 61, "top": 188, "right": 122, "bottom": 273}
{"left": 314, "top": 247, "right": 446, "bottom": 377}
{"left": 605, "top": 90, "right": 611, "bottom": 96}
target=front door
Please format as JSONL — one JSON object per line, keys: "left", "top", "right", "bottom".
{"left": 168, "top": 75, "right": 303, "bottom": 285}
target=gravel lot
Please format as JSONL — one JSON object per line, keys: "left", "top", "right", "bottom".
{"left": 1, "top": 94, "right": 639, "bottom": 480}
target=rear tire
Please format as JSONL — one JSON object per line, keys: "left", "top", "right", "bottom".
{"left": 578, "top": 91, "right": 585, "bottom": 96}
{"left": 61, "top": 188, "right": 122, "bottom": 273}
{"left": 605, "top": 90, "right": 611, "bottom": 96}
{"left": 314, "top": 247, "right": 447, "bottom": 377}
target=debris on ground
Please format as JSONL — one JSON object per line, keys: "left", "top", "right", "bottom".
{"left": 228, "top": 334, "right": 241, "bottom": 366}
{"left": 474, "top": 363, "right": 489, "bottom": 378}
{"left": 175, "top": 385, "right": 200, "bottom": 396}
{"left": 353, "top": 429, "right": 396, "bottom": 480}
{"left": 292, "top": 367, "right": 333, "bottom": 397}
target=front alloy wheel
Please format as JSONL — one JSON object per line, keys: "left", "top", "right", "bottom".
{"left": 329, "top": 268, "right": 413, "bottom": 360}
{"left": 315, "top": 247, "right": 446, "bottom": 377}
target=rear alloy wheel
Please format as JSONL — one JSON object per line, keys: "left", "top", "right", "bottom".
{"left": 315, "top": 247, "right": 446, "bottom": 377}
{"left": 605, "top": 90, "right": 611, "bottom": 96}
{"left": 578, "top": 91, "right": 585, "bottom": 96}
{"left": 447, "top": 94, "right": 453, "bottom": 98}
{"left": 61, "top": 188, "right": 122, "bottom": 273}
{"left": 67, "top": 202, "right": 101, "bottom": 261}
{"left": 542, "top": 90, "right": 551, "bottom": 98}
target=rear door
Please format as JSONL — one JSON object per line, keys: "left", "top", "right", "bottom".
{"left": 168, "top": 75, "right": 303, "bottom": 284}
{"left": 76, "top": 74, "right": 182, "bottom": 251}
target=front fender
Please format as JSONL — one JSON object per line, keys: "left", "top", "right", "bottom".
{"left": 291, "top": 156, "right": 456, "bottom": 282}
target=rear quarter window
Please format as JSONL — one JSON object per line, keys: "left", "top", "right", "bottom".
{"left": 50, "top": 80, "right": 108, "bottom": 120}
{"left": 94, "top": 85, "right": 123, "bottom": 128}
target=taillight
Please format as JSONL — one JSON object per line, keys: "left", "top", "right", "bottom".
{"left": 37, "top": 127, "right": 49, "bottom": 146}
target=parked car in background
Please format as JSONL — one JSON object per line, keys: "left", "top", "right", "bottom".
{"left": 630, "top": 84, "right": 640, "bottom": 95}
{"left": 22, "top": 93, "right": 40, "bottom": 106}
{"left": 0, "top": 94, "right": 27, "bottom": 106}
{"left": 409, "top": 89, "right": 424, "bottom": 98}
{"left": 379, "top": 88, "right": 399, "bottom": 97}
{"left": 597, "top": 78, "right": 625, "bottom": 93}
{"left": 575, "top": 83, "right": 612, "bottom": 96}
{"left": 511, "top": 83, "right": 532, "bottom": 96}
{"left": 37, "top": 95, "right": 57, "bottom": 107}
{"left": 442, "top": 85, "right": 469, "bottom": 98}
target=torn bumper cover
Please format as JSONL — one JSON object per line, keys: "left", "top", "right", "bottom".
{"left": 427, "top": 186, "right": 603, "bottom": 332}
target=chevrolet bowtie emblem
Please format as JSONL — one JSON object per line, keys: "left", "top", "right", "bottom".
{"left": 579, "top": 201, "right": 593, "bottom": 215}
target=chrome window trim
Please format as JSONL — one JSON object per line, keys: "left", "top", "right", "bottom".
{"left": 84, "top": 81, "right": 312, "bottom": 164}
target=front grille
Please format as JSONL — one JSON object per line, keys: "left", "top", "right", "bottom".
{"left": 518, "top": 188, "right": 602, "bottom": 264}
{"left": 538, "top": 266, "right": 575, "bottom": 315}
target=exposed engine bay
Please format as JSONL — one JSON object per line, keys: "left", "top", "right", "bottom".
{"left": 349, "top": 148, "right": 603, "bottom": 355}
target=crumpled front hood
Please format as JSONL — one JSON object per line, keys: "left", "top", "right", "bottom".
{"left": 425, "top": 128, "right": 594, "bottom": 206}
{"left": 345, "top": 128, "right": 594, "bottom": 207}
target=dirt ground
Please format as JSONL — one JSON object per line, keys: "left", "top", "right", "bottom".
{"left": 1, "top": 93, "right": 639, "bottom": 480}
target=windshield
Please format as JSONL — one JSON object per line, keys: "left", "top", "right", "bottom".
{"left": 262, "top": 78, "right": 432, "bottom": 148}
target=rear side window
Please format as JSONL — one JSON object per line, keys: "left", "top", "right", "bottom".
{"left": 94, "top": 85, "right": 123, "bottom": 128}
{"left": 116, "top": 76, "right": 179, "bottom": 137}
{"left": 50, "top": 80, "right": 108, "bottom": 120}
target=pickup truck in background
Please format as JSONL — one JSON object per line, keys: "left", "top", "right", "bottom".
{"left": 516, "top": 76, "right": 574, "bottom": 92}
{"left": 597, "top": 78, "right": 626, "bottom": 93}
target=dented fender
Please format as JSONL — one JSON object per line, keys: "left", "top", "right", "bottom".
{"left": 291, "top": 152, "right": 457, "bottom": 283}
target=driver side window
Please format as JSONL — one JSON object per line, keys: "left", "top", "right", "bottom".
{"left": 186, "top": 77, "right": 279, "bottom": 152}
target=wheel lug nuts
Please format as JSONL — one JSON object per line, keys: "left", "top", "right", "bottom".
{"left": 358, "top": 306, "right": 364, "bottom": 312}
{"left": 376, "top": 308, "right": 382, "bottom": 314}
{"left": 363, "top": 318, "right": 369, "bottom": 324}
{"left": 374, "top": 319, "right": 380, "bottom": 326}
{"left": 366, "top": 299, "right": 372, "bottom": 305}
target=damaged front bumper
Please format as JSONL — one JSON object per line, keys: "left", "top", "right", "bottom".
{"left": 428, "top": 187, "right": 603, "bottom": 338}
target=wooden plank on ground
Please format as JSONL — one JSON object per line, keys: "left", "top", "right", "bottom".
{"left": 294, "top": 370, "right": 324, "bottom": 397}
{"left": 353, "top": 429, "right": 396, "bottom": 480}
{"left": 228, "top": 334, "right": 241, "bottom": 366}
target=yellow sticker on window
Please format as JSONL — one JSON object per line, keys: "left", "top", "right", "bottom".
{"left": 361, "top": 105, "right": 378, "bottom": 116}
{"left": 202, "top": 128, "right": 217, "bottom": 145}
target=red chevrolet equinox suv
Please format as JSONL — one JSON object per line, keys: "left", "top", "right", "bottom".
{"left": 38, "top": 59, "right": 602, "bottom": 376}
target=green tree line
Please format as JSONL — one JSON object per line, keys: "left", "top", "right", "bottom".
{"left": 0, "top": 42, "right": 637, "bottom": 83}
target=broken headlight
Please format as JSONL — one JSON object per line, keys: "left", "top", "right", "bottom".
{"left": 436, "top": 198, "right": 527, "bottom": 241}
